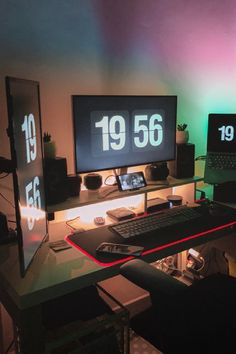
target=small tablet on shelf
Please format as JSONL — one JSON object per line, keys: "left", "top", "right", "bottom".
{"left": 116, "top": 171, "right": 147, "bottom": 191}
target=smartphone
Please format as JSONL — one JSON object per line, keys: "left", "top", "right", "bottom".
{"left": 116, "top": 171, "right": 147, "bottom": 191}
{"left": 96, "top": 242, "right": 144, "bottom": 256}
{"left": 50, "top": 240, "right": 72, "bottom": 252}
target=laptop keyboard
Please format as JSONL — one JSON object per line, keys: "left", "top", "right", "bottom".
{"left": 207, "top": 152, "right": 236, "bottom": 170}
{"left": 110, "top": 205, "right": 201, "bottom": 239}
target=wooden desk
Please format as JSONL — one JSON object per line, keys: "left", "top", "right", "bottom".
{"left": 0, "top": 221, "right": 122, "bottom": 354}
{"left": 0, "top": 216, "right": 236, "bottom": 354}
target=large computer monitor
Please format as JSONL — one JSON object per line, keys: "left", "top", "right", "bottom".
{"left": 72, "top": 95, "right": 177, "bottom": 173}
{"left": 6, "top": 77, "right": 48, "bottom": 277}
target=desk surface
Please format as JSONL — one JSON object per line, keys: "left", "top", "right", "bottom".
{"left": 0, "top": 222, "right": 119, "bottom": 310}
{"left": 0, "top": 175, "right": 203, "bottom": 312}
{"left": 0, "top": 203, "right": 236, "bottom": 312}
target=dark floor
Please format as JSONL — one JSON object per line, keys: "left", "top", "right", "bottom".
{"left": 130, "top": 331, "right": 163, "bottom": 354}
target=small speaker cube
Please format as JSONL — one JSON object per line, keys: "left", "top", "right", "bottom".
{"left": 44, "top": 157, "right": 68, "bottom": 205}
{"left": 168, "top": 143, "right": 195, "bottom": 179}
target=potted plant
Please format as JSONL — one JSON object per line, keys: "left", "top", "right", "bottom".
{"left": 43, "top": 132, "right": 56, "bottom": 159}
{"left": 176, "top": 123, "right": 189, "bottom": 144}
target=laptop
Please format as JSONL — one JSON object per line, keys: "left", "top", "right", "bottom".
{"left": 204, "top": 114, "right": 236, "bottom": 184}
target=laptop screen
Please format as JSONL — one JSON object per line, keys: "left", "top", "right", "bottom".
{"left": 207, "top": 114, "right": 236, "bottom": 153}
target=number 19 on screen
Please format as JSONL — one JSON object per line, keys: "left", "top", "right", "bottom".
{"left": 91, "top": 110, "right": 165, "bottom": 156}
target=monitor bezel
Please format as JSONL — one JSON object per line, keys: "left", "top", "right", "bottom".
{"left": 72, "top": 95, "right": 177, "bottom": 174}
{"left": 5, "top": 76, "right": 48, "bottom": 277}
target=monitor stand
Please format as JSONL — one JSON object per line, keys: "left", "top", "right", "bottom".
{"left": 113, "top": 167, "right": 128, "bottom": 176}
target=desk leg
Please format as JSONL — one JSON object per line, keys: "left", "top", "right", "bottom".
{"left": 17, "top": 305, "right": 45, "bottom": 354}
{"left": 0, "top": 304, "right": 3, "bottom": 354}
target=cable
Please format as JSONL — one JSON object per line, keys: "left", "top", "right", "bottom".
{"left": 195, "top": 155, "right": 206, "bottom": 161}
{"left": 98, "top": 186, "right": 118, "bottom": 199}
{"left": 0, "top": 173, "right": 9, "bottom": 179}
{"left": 104, "top": 174, "right": 116, "bottom": 186}
{"left": 153, "top": 256, "right": 183, "bottom": 275}
{"left": 4, "top": 339, "right": 15, "bottom": 354}
{"left": 0, "top": 192, "right": 15, "bottom": 208}
{"left": 66, "top": 216, "right": 81, "bottom": 230}
{"left": 197, "top": 257, "right": 205, "bottom": 272}
{"left": 196, "top": 188, "right": 206, "bottom": 199}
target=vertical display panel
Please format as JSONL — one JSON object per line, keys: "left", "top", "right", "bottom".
{"left": 6, "top": 77, "right": 47, "bottom": 277}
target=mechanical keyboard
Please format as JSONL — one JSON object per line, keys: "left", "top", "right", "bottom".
{"left": 207, "top": 152, "right": 236, "bottom": 170}
{"left": 110, "top": 205, "right": 202, "bottom": 239}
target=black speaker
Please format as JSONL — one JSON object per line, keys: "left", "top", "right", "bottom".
{"left": 168, "top": 143, "right": 195, "bottom": 179}
{"left": 145, "top": 162, "right": 169, "bottom": 181}
{"left": 84, "top": 173, "right": 102, "bottom": 190}
{"left": 44, "top": 157, "right": 68, "bottom": 205}
{"left": 67, "top": 174, "right": 82, "bottom": 197}
{"left": 213, "top": 182, "right": 236, "bottom": 203}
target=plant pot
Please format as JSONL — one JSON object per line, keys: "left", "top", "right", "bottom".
{"left": 176, "top": 130, "right": 189, "bottom": 144}
{"left": 44, "top": 141, "right": 56, "bottom": 159}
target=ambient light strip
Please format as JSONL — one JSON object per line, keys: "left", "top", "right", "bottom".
{"left": 65, "top": 220, "right": 236, "bottom": 267}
